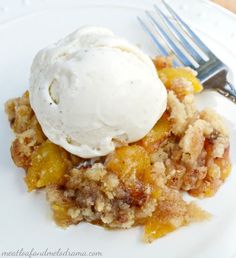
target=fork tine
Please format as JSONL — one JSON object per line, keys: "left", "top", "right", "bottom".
{"left": 145, "top": 11, "right": 193, "bottom": 67}
{"left": 162, "top": 0, "right": 213, "bottom": 56}
{"left": 154, "top": 4, "right": 204, "bottom": 65}
{"left": 137, "top": 16, "right": 169, "bottom": 56}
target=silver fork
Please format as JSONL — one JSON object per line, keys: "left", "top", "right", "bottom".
{"left": 138, "top": 0, "right": 236, "bottom": 103}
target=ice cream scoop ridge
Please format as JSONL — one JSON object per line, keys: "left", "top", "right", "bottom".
{"left": 29, "top": 26, "right": 167, "bottom": 158}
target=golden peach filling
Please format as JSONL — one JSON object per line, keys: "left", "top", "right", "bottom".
{"left": 25, "top": 141, "right": 71, "bottom": 191}
{"left": 106, "top": 145, "right": 152, "bottom": 184}
{"left": 158, "top": 67, "right": 203, "bottom": 95}
{"left": 138, "top": 112, "right": 171, "bottom": 153}
{"left": 5, "top": 57, "right": 231, "bottom": 242}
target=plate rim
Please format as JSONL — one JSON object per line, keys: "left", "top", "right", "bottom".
{"left": 0, "top": 1, "right": 235, "bottom": 258}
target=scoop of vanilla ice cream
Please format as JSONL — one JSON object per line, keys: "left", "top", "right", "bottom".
{"left": 29, "top": 26, "right": 167, "bottom": 158}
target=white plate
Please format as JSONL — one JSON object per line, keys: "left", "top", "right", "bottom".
{"left": 0, "top": 1, "right": 236, "bottom": 258}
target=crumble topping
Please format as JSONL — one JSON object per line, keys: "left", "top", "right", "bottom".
{"left": 5, "top": 57, "right": 231, "bottom": 242}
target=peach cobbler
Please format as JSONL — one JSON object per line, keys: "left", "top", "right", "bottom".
{"left": 5, "top": 27, "right": 231, "bottom": 243}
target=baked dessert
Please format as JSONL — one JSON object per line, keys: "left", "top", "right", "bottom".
{"left": 5, "top": 27, "right": 231, "bottom": 243}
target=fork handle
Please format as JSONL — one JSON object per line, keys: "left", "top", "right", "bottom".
{"left": 216, "top": 82, "right": 236, "bottom": 104}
